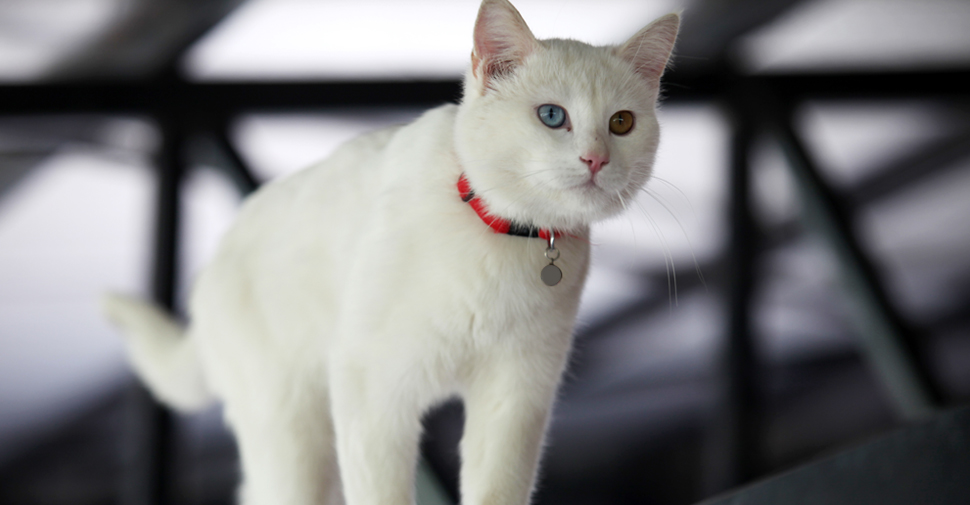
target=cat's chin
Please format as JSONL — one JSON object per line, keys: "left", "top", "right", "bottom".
{"left": 531, "top": 190, "right": 628, "bottom": 231}
{"left": 572, "top": 179, "right": 629, "bottom": 212}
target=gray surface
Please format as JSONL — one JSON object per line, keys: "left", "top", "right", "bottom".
{"left": 702, "top": 407, "right": 970, "bottom": 505}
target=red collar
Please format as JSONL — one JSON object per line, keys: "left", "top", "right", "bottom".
{"left": 457, "top": 174, "right": 559, "bottom": 240}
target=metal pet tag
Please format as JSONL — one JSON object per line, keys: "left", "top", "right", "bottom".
{"left": 541, "top": 235, "right": 562, "bottom": 286}
{"left": 541, "top": 263, "right": 562, "bottom": 286}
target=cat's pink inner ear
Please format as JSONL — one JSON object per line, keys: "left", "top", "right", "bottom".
{"left": 472, "top": 0, "right": 538, "bottom": 86}
{"left": 618, "top": 12, "right": 680, "bottom": 84}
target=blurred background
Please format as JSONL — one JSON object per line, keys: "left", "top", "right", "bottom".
{"left": 0, "top": 0, "right": 969, "bottom": 504}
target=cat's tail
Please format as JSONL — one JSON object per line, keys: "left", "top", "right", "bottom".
{"left": 102, "top": 293, "right": 212, "bottom": 412}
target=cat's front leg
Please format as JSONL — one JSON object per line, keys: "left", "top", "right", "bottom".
{"left": 459, "top": 341, "right": 570, "bottom": 505}
{"left": 330, "top": 357, "right": 425, "bottom": 505}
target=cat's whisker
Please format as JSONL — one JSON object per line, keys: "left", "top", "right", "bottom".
{"left": 649, "top": 175, "right": 696, "bottom": 218}
{"left": 640, "top": 186, "right": 682, "bottom": 221}
{"left": 517, "top": 168, "right": 563, "bottom": 180}
{"left": 632, "top": 199, "right": 678, "bottom": 309}
{"left": 642, "top": 188, "right": 707, "bottom": 291}
{"left": 617, "top": 191, "right": 641, "bottom": 248}
{"left": 615, "top": 190, "right": 629, "bottom": 211}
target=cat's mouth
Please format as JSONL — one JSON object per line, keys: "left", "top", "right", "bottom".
{"left": 553, "top": 172, "right": 623, "bottom": 213}
{"left": 573, "top": 174, "right": 606, "bottom": 192}
{"left": 568, "top": 174, "right": 631, "bottom": 213}
{"left": 569, "top": 177, "right": 620, "bottom": 212}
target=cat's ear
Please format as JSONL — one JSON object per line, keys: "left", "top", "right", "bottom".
{"left": 618, "top": 12, "right": 680, "bottom": 85}
{"left": 471, "top": 0, "right": 539, "bottom": 90}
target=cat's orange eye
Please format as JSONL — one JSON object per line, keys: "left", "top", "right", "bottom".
{"left": 609, "top": 111, "right": 634, "bottom": 135}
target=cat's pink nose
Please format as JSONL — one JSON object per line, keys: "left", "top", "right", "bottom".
{"left": 581, "top": 152, "right": 610, "bottom": 175}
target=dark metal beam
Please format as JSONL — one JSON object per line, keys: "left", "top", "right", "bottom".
{"left": 0, "top": 80, "right": 464, "bottom": 117}
{"left": 769, "top": 71, "right": 970, "bottom": 102}
{"left": 186, "top": 132, "right": 261, "bottom": 196}
{"left": 2, "top": 69, "right": 968, "bottom": 117}
{"left": 702, "top": 84, "right": 764, "bottom": 494}
{"left": 212, "top": 130, "right": 260, "bottom": 195}
{"left": 121, "top": 112, "right": 185, "bottom": 505}
{"left": 765, "top": 93, "right": 945, "bottom": 420}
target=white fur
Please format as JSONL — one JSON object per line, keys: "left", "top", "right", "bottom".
{"left": 104, "top": 1, "right": 678, "bottom": 504}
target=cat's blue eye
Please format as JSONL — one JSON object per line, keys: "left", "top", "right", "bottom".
{"left": 537, "top": 104, "right": 566, "bottom": 129}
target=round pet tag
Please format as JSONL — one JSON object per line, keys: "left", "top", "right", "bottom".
{"left": 541, "top": 263, "right": 562, "bottom": 286}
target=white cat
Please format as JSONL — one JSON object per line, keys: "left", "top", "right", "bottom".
{"left": 103, "top": 1, "right": 679, "bottom": 504}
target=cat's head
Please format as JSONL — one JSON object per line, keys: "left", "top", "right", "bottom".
{"left": 454, "top": 0, "right": 679, "bottom": 232}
